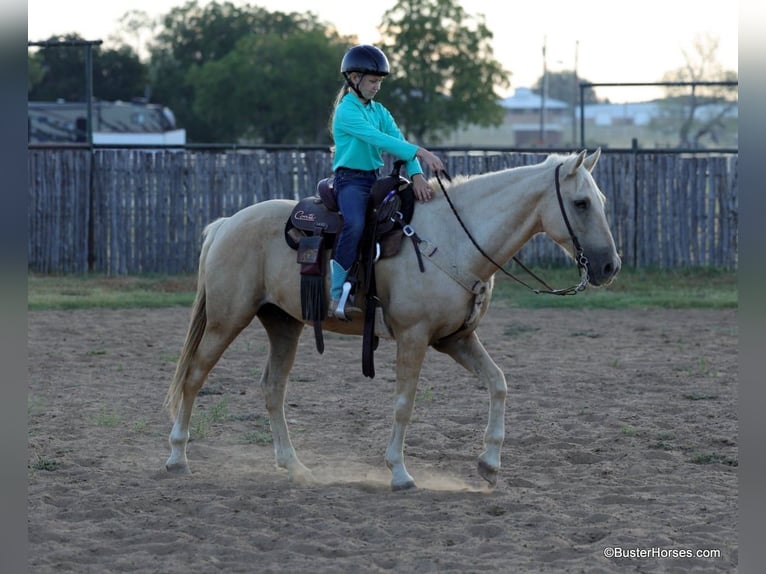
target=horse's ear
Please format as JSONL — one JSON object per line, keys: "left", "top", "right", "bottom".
{"left": 583, "top": 147, "right": 601, "bottom": 172}
{"left": 563, "top": 150, "right": 587, "bottom": 177}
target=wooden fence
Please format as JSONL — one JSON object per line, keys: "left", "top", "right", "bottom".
{"left": 27, "top": 148, "right": 738, "bottom": 274}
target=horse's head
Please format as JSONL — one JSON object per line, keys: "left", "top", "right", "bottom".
{"left": 540, "top": 149, "right": 621, "bottom": 286}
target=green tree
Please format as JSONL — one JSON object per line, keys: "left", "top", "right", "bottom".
{"left": 28, "top": 34, "right": 147, "bottom": 102}
{"left": 94, "top": 46, "right": 148, "bottom": 101}
{"left": 532, "top": 70, "right": 600, "bottom": 107}
{"left": 28, "top": 35, "right": 88, "bottom": 101}
{"left": 658, "top": 33, "right": 738, "bottom": 148}
{"left": 28, "top": 53, "right": 45, "bottom": 93}
{"left": 109, "top": 10, "right": 158, "bottom": 61}
{"left": 189, "top": 29, "right": 347, "bottom": 143}
{"left": 376, "top": 0, "right": 510, "bottom": 143}
{"left": 148, "top": 0, "right": 322, "bottom": 142}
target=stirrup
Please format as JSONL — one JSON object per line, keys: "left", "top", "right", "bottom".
{"left": 331, "top": 281, "right": 360, "bottom": 320}
{"left": 330, "top": 299, "right": 362, "bottom": 321}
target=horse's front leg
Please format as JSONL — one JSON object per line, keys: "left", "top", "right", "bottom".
{"left": 434, "top": 331, "right": 507, "bottom": 486}
{"left": 385, "top": 334, "right": 428, "bottom": 491}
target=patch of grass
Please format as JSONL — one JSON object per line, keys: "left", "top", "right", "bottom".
{"left": 492, "top": 266, "right": 737, "bottom": 309}
{"left": 190, "top": 398, "right": 230, "bottom": 440}
{"left": 503, "top": 323, "right": 540, "bottom": 337}
{"left": 208, "top": 397, "right": 230, "bottom": 423}
{"left": 570, "top": 330, "right": 600, "bottom": 338}
{"left": 689, "top": 452, "right": 738, "bottom": 466}
{"left": 649, "top": 432, "right": 677, "bottom": 451}
{"left": 28, "top": 273, "right": 198, "bottom": 310}
{"left": 93, "top": 407, "right": 122, "bottom": 427}
{"left": 28, "top": 396, "right": 46, "bottom": 417}
{"left": 682, "top": 392, "right": 719, "bottom": 401}
{"left": 243, "top": 430, "right": 272, "bottom": 445}
{"left": 621, "top": 425, "right": 640, "bottom": 436}
{"left": 27, "top": 268, "right": 736, "bottom": 311}
{"left": 190, "top": 415, "right": 209, "bottom": 440}
{"left": 417, "top": 387, "right": 435, "bottom": 403}
{"left": 685, "top": 357, "right": 720, "bottom": 377}
{"left": 132, "top": 419, "right": 150, "bottom": 434}
{"left": 30, "top": 454, "right": 58, "bottom": 472}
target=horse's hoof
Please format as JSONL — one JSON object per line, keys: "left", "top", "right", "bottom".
{"left": 477, "top": 460, "right": 498, "bottom": 487}
{"left": 287, "top": 463, "right": 315, "bottom": 484}
{"left": 391, "top": 480, "right": 417, "bottom": 492}
{"left": 289, "top": 471, "right": 315, "bottom": 485}
{"left": 165, "top": 462, "right": 191, "bottom": 475}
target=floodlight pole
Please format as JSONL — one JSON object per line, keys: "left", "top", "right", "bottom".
{"left": 84, "top": 44, "right": 95, "bottom": 143}
{"left": 27, "top": 39, "right": 103, "bottom": 144}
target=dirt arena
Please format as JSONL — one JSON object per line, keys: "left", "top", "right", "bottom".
{"left": 28, "top": 305, "right": 737, "bottom": 573}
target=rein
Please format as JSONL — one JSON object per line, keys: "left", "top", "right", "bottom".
{"left": 434, "top": 163, "right": 589, "bottom": 296}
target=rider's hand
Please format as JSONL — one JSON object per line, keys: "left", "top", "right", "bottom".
{"left": 416, "top": 147, "right": 446, "bottom": 174}
{"left": 411, "top": 173, "right": 433, "bottom": 202}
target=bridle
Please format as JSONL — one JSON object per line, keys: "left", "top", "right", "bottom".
{"left": 434, "top": 163, "right": 590, "bottom": 296}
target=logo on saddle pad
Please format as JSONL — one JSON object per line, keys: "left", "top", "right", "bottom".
{"left": 293, "top": 210, "right": 317, "bottom": 223}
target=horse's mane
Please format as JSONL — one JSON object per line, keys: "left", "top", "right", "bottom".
{"left": 428, "top": 152, "right": 605, "bottom": 204}
{"left": 426, "top": 155, "right": 557, "bottom": 195}
{"left": 427, "top": 173, "right": 471, "bottom": 192}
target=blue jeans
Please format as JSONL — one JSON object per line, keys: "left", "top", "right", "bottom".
{"left": 333, "top": 169, "right": 378, "bottom": 269}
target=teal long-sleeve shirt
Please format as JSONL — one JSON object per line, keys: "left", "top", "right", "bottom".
{"left": 331, "top": 92, "right": 423, "bottom": 177}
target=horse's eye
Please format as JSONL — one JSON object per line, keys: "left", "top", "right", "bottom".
{"left": 574, "top": 199, "right": 589, "bottom": 211}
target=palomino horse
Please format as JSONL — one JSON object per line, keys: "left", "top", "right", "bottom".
{"left": 164, "top": 149, "right": 620, "bottom": 491}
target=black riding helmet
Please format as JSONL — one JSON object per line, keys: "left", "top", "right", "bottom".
{"left": 341, "top": 44, "right": 390, "bottom": 76}
{"left": 341, "top": 45, "right": 390, "bottom": 100}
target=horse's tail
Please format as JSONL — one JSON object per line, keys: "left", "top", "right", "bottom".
{"left": 164, "top": 217, "right": 227, "bottom": 419}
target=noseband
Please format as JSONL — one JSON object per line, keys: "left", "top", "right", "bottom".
{"left": 435, "top": 163, "right": 589, "bottom": 296}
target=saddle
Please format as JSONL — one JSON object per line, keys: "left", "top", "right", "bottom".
{"left": 285, "top": 168, "right": 413, "bottom": 258}
{"left": 284, "top": 161, "right": 415, "bottom": 374}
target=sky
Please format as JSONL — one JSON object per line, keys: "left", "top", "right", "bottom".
{"left": 27, "top": 0, "right": 738, "bottom": 103}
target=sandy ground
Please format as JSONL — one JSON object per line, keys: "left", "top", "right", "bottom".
{"left": 28, "top": 305, "right": 737, "bottom": 573}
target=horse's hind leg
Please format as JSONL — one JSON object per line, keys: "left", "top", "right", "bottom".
{"left": 166, "top": 320, "right": 249, "bottom": 474}
{"left": 256, "top": 304, "right": 311, "bottom": 483}
{"left": 434, "top": 331, "right": 507, "bottom": 486}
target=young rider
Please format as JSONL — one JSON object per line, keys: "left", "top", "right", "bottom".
{"left": 329, "top": 44, "right": 445, "bottom": 319}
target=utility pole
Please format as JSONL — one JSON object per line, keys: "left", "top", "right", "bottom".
{"left": 539, "top": 36, "right": 547, "bottom": 145}
{"left": 572, "top": 40, "right": 579, "bottom": 146}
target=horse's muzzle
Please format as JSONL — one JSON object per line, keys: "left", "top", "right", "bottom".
{"left": 587, "top": 251, "right": 621, "bottom": 286}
